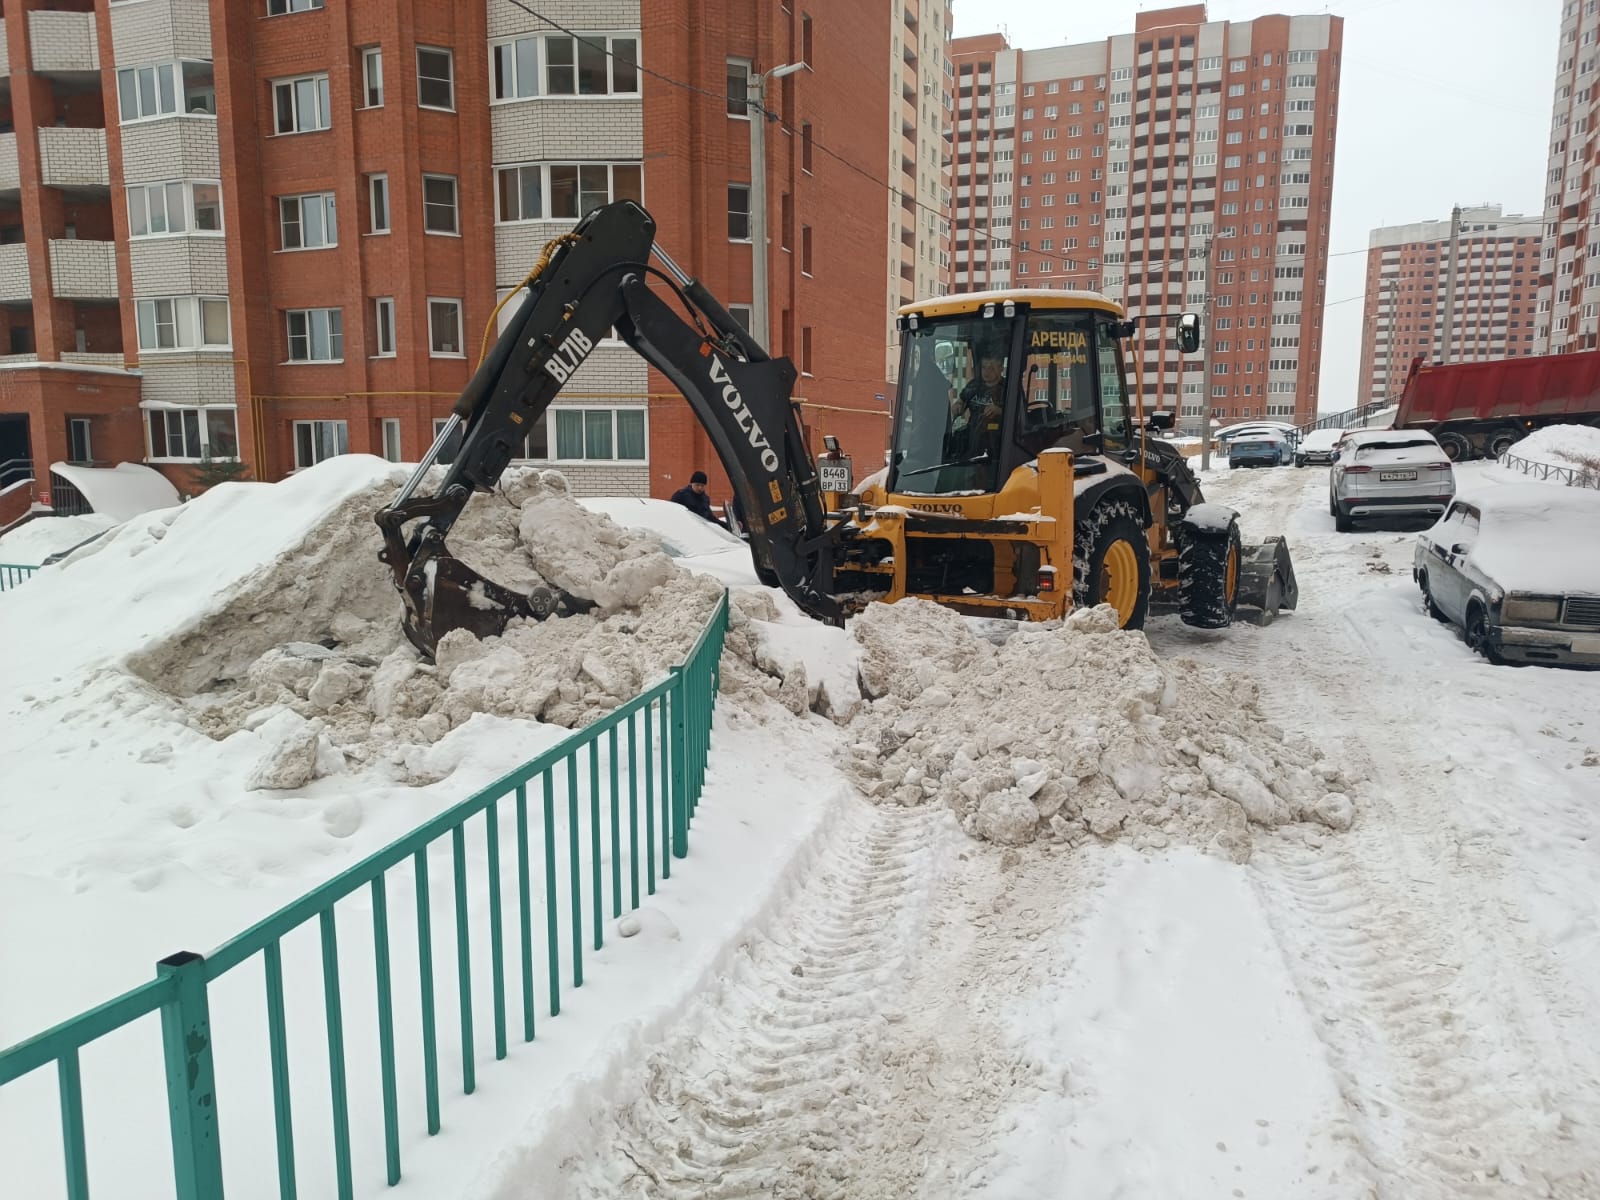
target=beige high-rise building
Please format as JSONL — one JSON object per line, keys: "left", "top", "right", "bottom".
{"left": 947, "top": 4, "right": 1343, "bottom": 433}
{"left": 1358, "top": 205, "right": 1542, "bottom": 408}
{"left": 885, "top": 0, "right": 954, "bottom": 381}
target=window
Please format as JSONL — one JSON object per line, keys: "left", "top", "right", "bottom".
{"left": 553, "top": 408, "right": 646, "bottom": 460}
{"left": 727, "top": 57, "right": 752, "bottom": 116}
{"left": 728, "top": 304, "right": 753, "bottom": 331}
{"left": 127, "top": 181, "right": 223, "bottom": 237}
{"left": 428, "top": 298, "right": 463, "bottom": 356}
{"left": 361, "top": 47, "right": 383, "bottom": 107}
{"left": 802, "top": 122, "right": 813, "bottom": 172}
{"left": 728, "top": 184, "right": 751, "bottom": 240}
{"left": 279, "top": 192, "right": 337, "bottom": 249}
{"left": 268, "top": 0, "right": 323, "bottom": 12}
{"left": 380, "top": 418, "right": 402, "bottom": 463}
{"left": 368, "top": 174, "right": 390, "bottom": 232}
{"left": 801, "top": 224, "right": 813, "bottom": 274}
{"left": 801, "top": 326, "right": 814, "bottom": 375}
{"left": 286, "top": 308, "right": 343, "bottom": 362}
{"left": 373, "top": 297, "right": 396, "bottom": 357}
{"left": 545, "top": 33, "right": 639, "bottom": 95}
{"left": 136, "top": 297, "right": 230, "bottom": 351}
{"left": 417, "top": 47, "right": 454, "bottom": 110}
{"left": 547, "top": 163, "right": 641, "bottom": 218}
{"left": 67, "top": 418, "right": 92, "bottom": 464}
{"left": 293, "top": 421, "right": 348, "bottom": 469}
{"left": 148, "top": 407, "right": 239, "bottom": 461}
{"left": 118, "top": 62, "right": 214, "bottom": 122}
{"left": 273, "top": 73, "right": 331, "bottom": 133}
{"left": 493, "top": 36, "right": 540, "bottom": 100}
{"left": 423, "top": 174, "right": 458, "bottom": 234}
{"left": 801, "top": 14, "right": 813, "bottom": 66}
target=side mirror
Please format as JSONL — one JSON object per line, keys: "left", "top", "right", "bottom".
{"left": 1175, "top": 312, "right": 1202, "bottom": 355}
{"left": 1450, "top": 543, "right": 1468, "bottom": 557}
{"left": 1146, "top": 410, "right": 1176, "bottom": 431}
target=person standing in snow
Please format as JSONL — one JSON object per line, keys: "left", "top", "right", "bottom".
{"left": 670, "top": 470, "right": 723, "bottom": 525}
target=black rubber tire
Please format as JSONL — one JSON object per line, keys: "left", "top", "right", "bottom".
{"left": 1295, "top": 457, "right": 1306, "bottom": 468}
{"left": 1334, "top": 507, "right": 1355, "bottom": 532}
{"left": 1178, "top": 517, "right": 1243, "bottom": 629}
{"left": 1073, "top": 498, "right": 1152, "bottom": 630}
{"left": 1465, "top": 604, "right": 1504, "bottom": 665}
{"left": 1437, "top": 430, "right": 1473, "bottom": 462}
{"left": 1485, "top": 426, "right": 1524, "bottom": 459}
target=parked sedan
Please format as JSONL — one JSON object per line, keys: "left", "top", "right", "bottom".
{"left": 1329, "top": 429, "right": 1455, "bottom": 531}
{"left": 1295, "top": 427, "right": 1343, "bottom": 467}
{"left": 1229, "top": 434, "right": 1292, "bottom": 468}
{"left": 1414, "top": 486, "right": 1600, "bottom": 666}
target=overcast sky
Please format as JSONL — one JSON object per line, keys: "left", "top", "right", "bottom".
{"left": 953, "top": 0, "right": 1560, "bottom": 414}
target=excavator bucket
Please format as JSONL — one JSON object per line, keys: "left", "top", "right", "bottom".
{"left": 1235, "top": 535, "right": 1299, "bottom": 626}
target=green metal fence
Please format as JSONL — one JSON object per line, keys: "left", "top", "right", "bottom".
{"left": 0, "top": 562, "right": 40, "bottom": 590}
{"left": 0, "top": 590, "right": 728, "bottom": 1199}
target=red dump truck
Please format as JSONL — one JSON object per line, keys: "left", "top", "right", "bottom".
{"left": 1393, "top": 350, "right": 1600, "bottom": 461}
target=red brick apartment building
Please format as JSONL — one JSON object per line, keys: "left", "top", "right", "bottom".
{"left": 1538, "top": 0, "right": 1600, "bottom": 353}
{"left": 1356, "top": 205, "right": 1542, "bottom": 408}
{"left": 947, "top": 4, "right": 1343, "bottom": 434}
{"left": 0, "top": 0, "right": 914, "bottom": 528}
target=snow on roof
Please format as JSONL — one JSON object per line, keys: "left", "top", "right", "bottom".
{"left": 1342, "top": 428, "right": 1436, "bottom": 447}
{"left": 1463, "top": 484, "right": 1600, "bottom": 595}
{"left": 1299, "top": 428, "right": 1344, "bottom": 448}
{"left": 49, "top": 462, "right": 180, "bottom": 520}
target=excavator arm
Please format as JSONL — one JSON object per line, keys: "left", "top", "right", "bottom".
{"left": 376, "top": 200, "right": 841, "bottom": 659}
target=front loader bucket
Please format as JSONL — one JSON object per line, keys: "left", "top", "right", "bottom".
{"left": 1236, "top": 535, "right": 1298, "bottom": 625}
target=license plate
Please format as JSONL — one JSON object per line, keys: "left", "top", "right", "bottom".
{"left": 819, "top": 460, "right": 853, "bottom": 492}
{"left": 1378, "top": 470, "right": 1416, "bottom": 481}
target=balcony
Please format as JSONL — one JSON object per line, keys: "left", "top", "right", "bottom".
{"left": 29, "top": 10, "right": 99, "bottom": 75}
{"left": 37, "top": 127, "right": 109, "bottom": 190}
{"left": 49, "top": 239, "right": 117, "bottom": 299}
{"left": 0, "top": 243, "right": 30, "bottom": 303}
{"left": 0, "top": 134, "right": 17, "bottom": 193}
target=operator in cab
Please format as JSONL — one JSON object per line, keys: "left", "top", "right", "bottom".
{"left": 947, "top": 342, "right": 1007, "bottom": 457}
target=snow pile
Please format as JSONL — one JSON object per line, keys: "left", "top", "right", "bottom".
{"left": 838, "top": 600, "right": 1358, "bottom": 860}
{"left": 1511, "top": 423, "right": 1600, "bottom": 483}
{"left": 118, "top": 465, "right": 723, "bottom": 788}
{"left": 0, "top": 511, "right": 118, "bottom": 567}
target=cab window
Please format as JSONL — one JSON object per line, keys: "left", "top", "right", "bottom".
{"left": 1016, "top": 311, "right": 1096, "bottom": 457}
{"left": 1095, "top": 321, "right": 1131, "bottom": 453}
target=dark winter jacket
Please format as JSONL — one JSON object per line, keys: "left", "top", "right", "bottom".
{"left": 670, "top": 484, "right": 719, "bottom": 524}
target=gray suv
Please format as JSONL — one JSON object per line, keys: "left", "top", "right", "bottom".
{"left": 1329, "top": 429, "right": 1455, "bottom": 531}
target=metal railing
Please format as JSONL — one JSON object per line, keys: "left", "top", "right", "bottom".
{"left": 1499, "top": 449, "right": 1600, "bottom": 490}
{"left": 1300, "top": 399, "right": 1396, "bottom": 435}
{"left": 0, "top": 561, "right": 39, "bottom": 590}
{"left": 0, "top": 591, "right": 729, "bottom": 1199}
{"left": 0, "top": 455, "right": 33, "bottom": 488}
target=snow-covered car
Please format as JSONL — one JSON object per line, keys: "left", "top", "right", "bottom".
{"left": 1228, "top": 433, "right": 1292, "bottom": 468}
{"left": 1295, "top": 427, "right": 1343, "bottom": 467}
{"left": 1329, "top": 429, "right": 1454, "bottom": 531}
{"left": 1413, "top": 486, "right": 1600, "bottom": 666}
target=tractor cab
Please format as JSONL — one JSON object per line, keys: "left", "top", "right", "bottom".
{"left": 888, "top": 290, "right": 1137, "bottom": 501}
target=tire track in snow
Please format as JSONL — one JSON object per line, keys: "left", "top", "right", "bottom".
{"left": 554, "top": 799, "right": 1026, "bottom": 1199}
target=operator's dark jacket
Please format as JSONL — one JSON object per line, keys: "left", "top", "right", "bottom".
{"left": 670, "top": 484, "right": 719, "bottom": 524}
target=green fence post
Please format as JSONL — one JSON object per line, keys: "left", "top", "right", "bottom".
{"left": 157, "top": 952, "right": 225, "bottom": 1200}
{"left": 670, "top": 667, "right": 688, "bottom": 859}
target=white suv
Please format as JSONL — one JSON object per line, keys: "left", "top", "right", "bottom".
{"left": 1329, "top": 429, "right": 1455, "bottom": 532}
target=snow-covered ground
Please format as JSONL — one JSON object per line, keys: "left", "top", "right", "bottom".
{"left": 4, "top": 458, "right": 1599, "bottom": 1199}
{"left": 0, "top": 511, "right": 118, "bottom": 567}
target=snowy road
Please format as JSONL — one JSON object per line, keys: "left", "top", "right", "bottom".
{"left": 526, "top": 463, "right": 1600, "bottom": 1199}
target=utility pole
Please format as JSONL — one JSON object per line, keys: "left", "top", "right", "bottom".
{"left": 1441, "top": 203, "right": 1461, "bottom": 365}
{"left": 1199, "top": 236, "right": 1215, "bottom": 471}
{"left": 748, "top": 62, "right": 807, "bottom": 352}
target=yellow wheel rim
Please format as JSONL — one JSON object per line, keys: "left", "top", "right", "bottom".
{"left": 1100, "top": 540, "right": 1140, "bottom": 626}
{"left": 1225, "top": 542, "right": 1240, "bottom": 605}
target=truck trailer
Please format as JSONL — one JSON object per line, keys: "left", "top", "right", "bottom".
{"left": 1393, "top": 350, "right": 1600, "bottom": 461}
